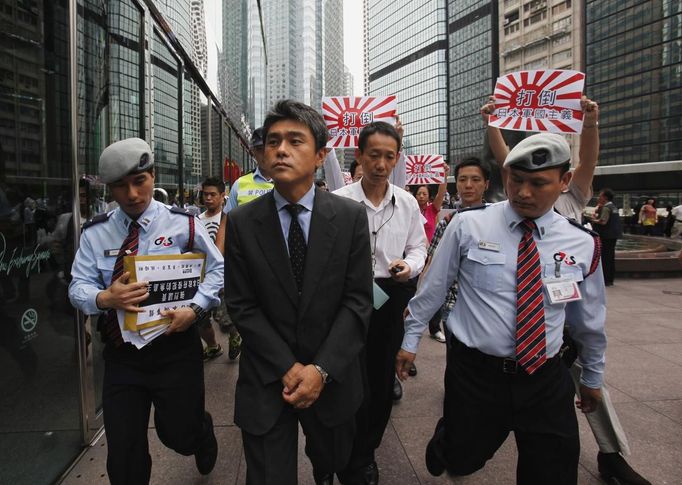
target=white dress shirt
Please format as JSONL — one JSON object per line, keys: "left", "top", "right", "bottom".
{"left": 334, "top": 181, "right": 427, "bottom": 279}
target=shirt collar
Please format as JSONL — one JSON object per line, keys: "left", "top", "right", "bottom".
{"left": 503, "top": 201, "right": 555, "bottom": 239}
{"left": 114, "top": 199, "right": 159, "bottom": 233}
{"left": 273, "top": 184, "right": 316, "bottom": 213}
{"left": 254, "top": 166, "right": 272, "bottom": 183}
{"left": 351, "top": 180, "right": 394, "bottom": 211}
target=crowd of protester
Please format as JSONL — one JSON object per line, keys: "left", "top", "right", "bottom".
{"left": 67, "top": 96, "right": 656, "bottom": 485}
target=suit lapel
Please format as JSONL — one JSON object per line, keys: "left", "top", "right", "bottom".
{"left": 298, "top": 190, "right": 337, "bottom": 317}
{"left": 254, "top": 193, "right": 299, "bottom": 306}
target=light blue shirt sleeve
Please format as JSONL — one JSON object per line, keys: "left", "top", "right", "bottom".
{"left": 566, "top": 260, "right": 607, "bottom": 388}
{"left": 402, "top": 217, "right": 462, "bottom": 353}
{"left": 224, "top": 179, "right": 239, "bottom": 214}
{"left": 190, "top": 216, "right": 224, "bottom": 310}
{"left": 69, "top": 229, "right": 108, "bottom": 315}
{"left": 324, "top": 149, "right": 346, "bottom": 192}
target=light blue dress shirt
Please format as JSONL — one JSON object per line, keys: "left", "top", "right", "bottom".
{"left": 403, "top": 201, "right": 607, "bottom": 388}
{"left": 69, "top": 199, "right": 224, "bottom": 315}
{"left": 273, "top": 184, "right": 315, "bottom": 253}
{"left": 224, "top": 166, "right": 272, "bottom": 214}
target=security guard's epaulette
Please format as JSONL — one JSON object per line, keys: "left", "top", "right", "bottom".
{"left": 82, "top": 212, "right": 110, "bottom": 231}
{"left": 455, "top": 204, "right": 487, "bottom": 214}
{"left": 565, "top": 217, "right": 599, "bottom": 237}
{"left": 169, "top": 206, "right": 193, "bottom": 217}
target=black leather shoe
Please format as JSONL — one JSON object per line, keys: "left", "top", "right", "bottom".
{"left": 392, "top": 376, "right": 403, "bottom": 401}
{"left": 195, "top": 412, "right": 218, "bottom": 475}
{"left": 362, "top": 462, "right": 378, "bottom": 485}
{"left": 425, "top": 418, "right": 446, "bottom": 477}
{"left": 408, "top": 363, "right": 417, "bottom": 377}
{"left": 597, "top": 452, "right": 651, "bottom": 485}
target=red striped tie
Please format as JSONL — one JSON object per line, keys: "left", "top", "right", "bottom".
{"left": 103, "top": 221, "right": 140, "bottom": 347}
{"left": 516, "top": 219, "right": 546, "bottom": 374}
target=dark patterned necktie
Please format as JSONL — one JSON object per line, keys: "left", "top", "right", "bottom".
{"left": 515, "top": 219, "right": 547, "bottom": 374}
{"left": 285, "top": 204, "right": 307, "bottom": 294}
{"left": 103, "top": 220, "right": 140, "bottom": 347}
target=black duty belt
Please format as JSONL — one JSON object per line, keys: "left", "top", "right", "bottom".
{"left": 449, "top": 334, "right": 559, "bottom": 375}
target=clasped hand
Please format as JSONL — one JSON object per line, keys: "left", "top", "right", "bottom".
{"left": 281, "top": 362, "right": 324, "bottom": 409}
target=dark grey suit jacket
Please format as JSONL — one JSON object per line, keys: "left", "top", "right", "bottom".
{"left": 226, "top": 188, "right": 373, "bottom": 435}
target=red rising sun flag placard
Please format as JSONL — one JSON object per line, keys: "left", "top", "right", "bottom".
{"left": 489, "top": 70, "right": 586, "bottom": 134}
{"left": 322, "top": 96, "right": 397, "bottom": 148}
{"left": 405, "top": 155, "right": 446, "bottom": 185}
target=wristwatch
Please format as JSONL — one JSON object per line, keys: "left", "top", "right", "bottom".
{"left": 313, "top": 364, "right": 331, "bottom": 384}
{"left": 189, "top": 303, "right": 207, "bottom": 321}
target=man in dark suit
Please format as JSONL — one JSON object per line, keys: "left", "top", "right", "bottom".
{"left": 225, "top": 99, "right": 373, "bottom": 485}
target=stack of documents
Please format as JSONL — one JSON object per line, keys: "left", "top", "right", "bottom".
{"left": 121, "top": 253, "right": 206, "bottom": 348}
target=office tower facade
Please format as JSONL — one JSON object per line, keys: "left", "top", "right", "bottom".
{"left": 344, "top": 64, "right": 355, "bottom": 96}
{"left": 364, "top": 0, "right": 449, "bottom": 158}
{"left": 222, "top": 0, "right": 248, "bottom": 124}
{"left": 262, "top": 0, "right": 324, "bottom": 109}
{"left": 499, "top": 0, "right": 581, "bottom": 74}
{"left": 246, "top": 0, "right": 267, "bottom": 128}
{"left": 0, "top": 1, "right": 252, "bottom": 483}
{"left": 189, "top": 0, "right": 208, "bottom": 176}
{"left": 586, "top": 0, "right": 682, "bottom": 202}
{"left": 325, "top": 0, "right": 345, "bottom": 97}
{"left": 448, "top": 0, "right": 499, "bottom": 163}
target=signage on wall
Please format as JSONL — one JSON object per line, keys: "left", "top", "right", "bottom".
{"left": 20, "top": 308, "right": 39, "bottom": 344}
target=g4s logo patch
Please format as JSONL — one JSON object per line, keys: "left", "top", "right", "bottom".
{"left": 154, "top": 236, "right": 174, "bottom": 247}
{"left": 553, "top": 251, "right": 576, "bottom": 265}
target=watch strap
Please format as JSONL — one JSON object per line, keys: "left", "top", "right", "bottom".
{"left": 313, "top": 364, "right": 330, "bottom": 384}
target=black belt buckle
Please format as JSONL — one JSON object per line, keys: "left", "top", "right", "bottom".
{"left": 502, "top": 358, "right": 517, "bottom": 374}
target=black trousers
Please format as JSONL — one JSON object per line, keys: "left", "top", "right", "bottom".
{"left": 600, "top": 238, "right": 617, "bottom": 285}
{"left": 102, "top": 326, "right": 209, "bottom": 485}
{"left": 242, "top": 404, "right": 356, "bottom": 485}
{"left": 340, "top": 278, "right": 416, "bottom": 480}
{"left": 430, "top": 336, "right": 579, "bottom": 485}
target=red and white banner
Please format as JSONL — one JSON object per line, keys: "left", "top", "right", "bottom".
{"left": 322, "top": 96, "right": 397, "bottom": 148}
{"left": 405, "top": 155, "right": 446, "bottom": 185}
{"left": 489, "top": 70, "right": 585, "bottom": 134}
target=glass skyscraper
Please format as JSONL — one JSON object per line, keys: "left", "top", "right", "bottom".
{"left": 586, "top": 0, "right": 682, "bottom": 201}
{"left": 365, "top": 0, "right": 449, "bottom": 159}
{"left": 325, "top": 0, "right": 345, "bottom": 97}
{"left": 0, "top": 2, "right": 251, "bottom": 482}
{"left": 448, "top": 0, "right": 499, "bottom": 163}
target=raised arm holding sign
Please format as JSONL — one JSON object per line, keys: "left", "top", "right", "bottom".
{"left": 488, "top": 69, "right": 586, "bottom": 135}
{"left": 322, "top": 96, "right": 397, "bottom": 148}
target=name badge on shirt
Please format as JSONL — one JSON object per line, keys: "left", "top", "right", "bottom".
{"left": 544, "top": 277, "right": 582, "bottom": 304}
{"left": 104, "top": 249, "right": 120, "bottom": 257}
{"left": 478, "top": 240, "right": 501, "bottom": 252}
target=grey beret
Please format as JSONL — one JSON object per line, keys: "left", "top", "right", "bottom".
{"left": 99, "top": 138, "right": 154, "bottom": 183}
{"left": 251, "top": 127, "right": 264, "bottom": 148}
{"left": 503, "top": 133, "right": 571, "bottom": 171}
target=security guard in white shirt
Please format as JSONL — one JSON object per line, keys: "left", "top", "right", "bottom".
{"left": 397, "top": 133, "right": 607, "bottom": 485}
{"left": 334, "top": 121, "right": 427, "bottom": 485}
{"left": 69, "top": 138, "right": 224, "bottom": 484}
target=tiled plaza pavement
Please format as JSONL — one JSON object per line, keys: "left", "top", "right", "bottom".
{"left": 61, "top": 278, "right": 682, "bottom": 484}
